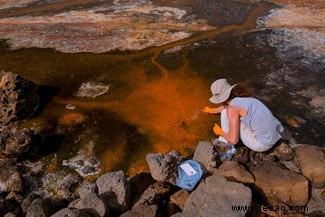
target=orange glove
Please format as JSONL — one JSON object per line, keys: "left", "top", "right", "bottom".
{"left": 213, "top": 123, "right": 223, "bottom": 136}
{"left": 203, "top": 107, "right": 215, "bottom": 114}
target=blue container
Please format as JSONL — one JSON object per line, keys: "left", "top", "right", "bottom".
{"left": 176, "top": 160, "right": 203, "bottom": 191}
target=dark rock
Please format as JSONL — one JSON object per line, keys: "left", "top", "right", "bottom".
{"left": 128, "top": 172, "right": 156, "bottom": 207}
{"left": 26, "top": 198, "right": 55, "bottom": 217}
{"left": 129, "top": 172, "right": 156, "bottom": 195}
{"left": 75, "top": 160, "right": 84, "bottom": 167}
{"left": 21, "top": 192, "right": 42, "bottom": 213}
{"left": 77, "top": 181, "right": 98, "bottom": 199}
{"left": 2, "top": 192, "right": 24, "bottom": 217}
{"left": 19, "top": 160, "right": 44, "bottom": 176}
{"left": 5, "top": 192, "right": 23, "bottom": 203}
{"left": 0, "top": 128, "right": 34, "bottom": 158}
{"left": 132, "top": 181, "right": 175, "bottom": 208}
{"left": 166, "top": 202, "right": 182, "bottom": 217}
{"left": 0, "top": 71, "right": 39, "bottom": 127}
{"left": 57, "top": 174, "right": 82, "bottom": 198}
{"left": 81, "top": 166, "right": 97, "bottom": 174}
{"left": 0, "top": 164, "right": 23, "bottom": 193}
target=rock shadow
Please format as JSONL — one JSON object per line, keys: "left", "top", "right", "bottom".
{"left": 33, "top": 84, "right": 60, "bottom": 117}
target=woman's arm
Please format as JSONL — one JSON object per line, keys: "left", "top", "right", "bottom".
{"left": 203, "top": 105, "right": 226, "bottom": 114}
{"left": 221, "top": 106, "right": 241, "bottom": 145}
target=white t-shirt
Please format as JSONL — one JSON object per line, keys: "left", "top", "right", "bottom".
{"left": 230, "top": 97, "right": 284, "bottom": 146}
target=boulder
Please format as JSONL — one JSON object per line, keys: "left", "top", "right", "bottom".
{"left": 96, "top": 170, "right": 131, "bottom": 212}
{"left": 193, "top": 141, "right": 218, "bottom": 174}
{"left": 120, "top": 204, "right": 159, "bottom": 217}
{"left": 172, "top": 176, "right": 252, "bottom": 217}
{"left": 26, "top": 198, "right": 55, "bottom": 217}
{"left": 128, "top": 172, "right": 156, "bottom": 193}
{"left": 0, "top": 71, "right": 39, "bottom": 127}
{"left": 170, "top": 189, "right": 190, "bottom": 210}
{"left": 128, "top": 172, "right": 156, "bottom": 207}
{"left": 249, "top": 162, "right": 309, "bottom": 206}
{"left": 5, "top": 191, "right": 23, "bottom": 203}
{"left": 213, "top": 161, "right": 255, "bottom": 183}
{"left": 146, "top": 150, "right": 184, "bottom": 184}
{"left": 3, "top": 192, "right": 24, "bottom": 217}
{"left": 21, "top": 192, "right": 42, "bottom": 213}
{"left": 273, "top": 142, "right": 295, "bottom": 161}
{"left": 4, "top": 212, "right": 16, "bottom": 217}
{"left": 69, "top": 193, "right": 110, "bottom": 217}
{"left": 0, "top": 128, "right": 34, "bottom": 158}
{"left": 51, "top": 208, "right": 91, "bottom": 217}
{"left": 57, "top": 174, "right": 82, "bottom": 198}
{"left": 0, "top": 164, "right": 23, "bottom": 193}
{"left": 306, "top": 187, "right": 325, "bottom": 216}
{"left": 132, "top": 181, "right": 175, "bottom": 208}
{"left": 77, "top": 181, "right": 98, "bottom": 199}
{"left": 295, "top": 144, "right": 325, "bottom": 187}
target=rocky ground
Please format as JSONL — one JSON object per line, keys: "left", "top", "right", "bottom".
{"left": 1, "top": 71, "right": 325, "bottom": 217}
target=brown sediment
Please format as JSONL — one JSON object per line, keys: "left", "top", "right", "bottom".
{"left": 57, "top": 112, "right": 85, "bottom": 126}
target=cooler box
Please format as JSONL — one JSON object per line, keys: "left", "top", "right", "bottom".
{"left": 176, "top": 160, "right": 203, "bottom": 191}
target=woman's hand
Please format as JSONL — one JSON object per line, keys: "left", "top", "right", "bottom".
{"left": 203, "top": 105, "right": 225, "bottom": 114}
{"left": 213, "top": 123, "right": 223, "bottom": 136}
{"left": 203, "top": 107, "right": 216, "bottom": 114}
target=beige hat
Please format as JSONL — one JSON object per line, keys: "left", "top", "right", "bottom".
{"left": 209, "top": 79, "right": 237, "bottom": 104}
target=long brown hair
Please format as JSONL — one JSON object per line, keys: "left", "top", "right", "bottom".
{"left": 228, "top": 83, "right": 253, "bottom": 99}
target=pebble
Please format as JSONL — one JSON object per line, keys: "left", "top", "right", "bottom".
{"left": 66, "top": 104, "right": 76, "bottom": 110}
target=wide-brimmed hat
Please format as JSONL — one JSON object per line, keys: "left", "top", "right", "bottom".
{"left": 209, "top": 79, "right": 237, "bottom": 104}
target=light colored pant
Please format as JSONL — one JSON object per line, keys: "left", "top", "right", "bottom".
{"left": 219, "top": 109, "right": 273, "bottom": 152}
